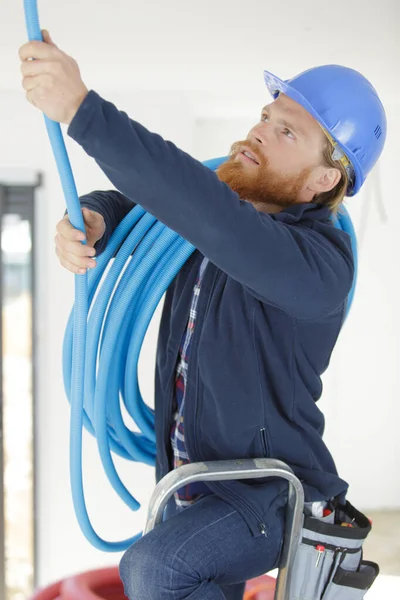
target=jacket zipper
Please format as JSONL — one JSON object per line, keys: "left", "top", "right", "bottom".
{"left": 190, "top": 262, "right": 217, "bottom": 462}
{"left": 187, "top": 264, "right": 267, "bottom": 536}
{"left": 162, "top": 260, "right": 200, "bottom": 475}
{"left": 163, "top": 369, "right": 177, "bottom": 475}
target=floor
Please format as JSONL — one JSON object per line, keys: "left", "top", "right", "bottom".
{"left": 366, "top": 575, "right": 400, "bottom": 599}
{"left": 363, "top": 510, "right": 400, "bottom": 576}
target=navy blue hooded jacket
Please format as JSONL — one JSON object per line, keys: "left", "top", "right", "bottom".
{"left": 68, "top": 91, "right": 354, "bottom": 537}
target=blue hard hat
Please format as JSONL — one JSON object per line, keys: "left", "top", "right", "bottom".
{"left": 263, "top": 65, "right": 387, "bottom": 195}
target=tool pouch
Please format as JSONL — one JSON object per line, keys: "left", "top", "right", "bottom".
{"left": 290, "top": 501, "right": 379, "bottom": 599}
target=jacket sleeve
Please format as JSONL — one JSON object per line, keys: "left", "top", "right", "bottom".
{"left": 67, "top": 90, "right": 354, "bottom": 320}
{"left": 66, "top": 189, "right": 135, "bottom": 255}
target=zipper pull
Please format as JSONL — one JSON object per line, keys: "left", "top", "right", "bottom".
{"left": 259, "top": 523, "right": 267, "bottom": 536}
{"left": 315, "top": 545, "right": 325, "bottom": 567}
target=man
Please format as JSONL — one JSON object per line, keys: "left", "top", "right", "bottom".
{"left": 19, "top": 31, "right": 386, "bottom": 600}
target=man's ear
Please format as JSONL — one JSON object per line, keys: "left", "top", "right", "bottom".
{"left": 308, "top": 166, "right": 341, "bottom": 194}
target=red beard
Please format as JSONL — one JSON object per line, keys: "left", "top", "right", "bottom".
{"left": 216, "top": 140, "right": 311, "bottom": 209}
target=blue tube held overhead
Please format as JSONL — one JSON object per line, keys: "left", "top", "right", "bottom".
{"left": 23, "top": 0, "right": 358, "bottom": 553}
{"left": 24, "top": 0, "right": 195, "bottom": 552}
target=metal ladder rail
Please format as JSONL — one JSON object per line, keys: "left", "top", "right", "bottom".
{"left": 144, "top": 458, "right": 305, "bottom": 600}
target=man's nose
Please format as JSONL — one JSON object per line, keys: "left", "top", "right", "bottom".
{"left": 248, "top": 125, "right": 268, "bottom": 146}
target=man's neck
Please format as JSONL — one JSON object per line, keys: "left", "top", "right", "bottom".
{"left": 249, "top": 200, "right": 286, "bottom": 214}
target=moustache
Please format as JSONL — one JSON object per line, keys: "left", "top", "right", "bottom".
{"left": 229, "top": 140, "right": 266, "bottom": 167}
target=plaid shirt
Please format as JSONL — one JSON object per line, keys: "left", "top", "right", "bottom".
{"left": 170, "top": 256, "right": 211, "bottom": 509}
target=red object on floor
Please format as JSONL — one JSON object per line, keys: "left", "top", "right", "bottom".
{"left": 244, "top": 574, "right": 277, "bottom": 600}
{"left": 29, "top": 567, "right": 275, "bottom": 599}
{"left": 62, "top": 567, "right": 127, "bottom": 600}
{"left": 29, "top": 579, "right": 62, "bottom": 600}
{"left": 29, "top": 567, "right": 127, "bottom": 600}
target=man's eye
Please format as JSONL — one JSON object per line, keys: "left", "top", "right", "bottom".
{"left": 283, "top": 128, "right": 295, "bottom": 139}
{"left": 261, "top": 113, "right": 269, "bottom": 122}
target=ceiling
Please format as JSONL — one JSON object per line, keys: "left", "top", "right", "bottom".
{"left": 2, "top": 0, "right": 398, "bottom": 108}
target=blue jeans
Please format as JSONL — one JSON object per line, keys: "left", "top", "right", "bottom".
{"left": 119, "top": 493, "right": 284, "bottom": 599}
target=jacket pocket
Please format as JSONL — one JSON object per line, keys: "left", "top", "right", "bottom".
{"left": 260, "top": 427, "right": 270, "bottom": 457}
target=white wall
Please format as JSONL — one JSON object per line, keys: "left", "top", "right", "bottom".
{"left": 1, "top": 0, "right": 399, "bottom": 587}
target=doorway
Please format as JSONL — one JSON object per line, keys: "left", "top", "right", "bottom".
{"left": 0, "top": 181, "right": 37, "bottom": 600}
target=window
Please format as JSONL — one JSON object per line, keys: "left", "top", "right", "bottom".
{"left": 0, "top": 182, "right": 37, "bottom": 600}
